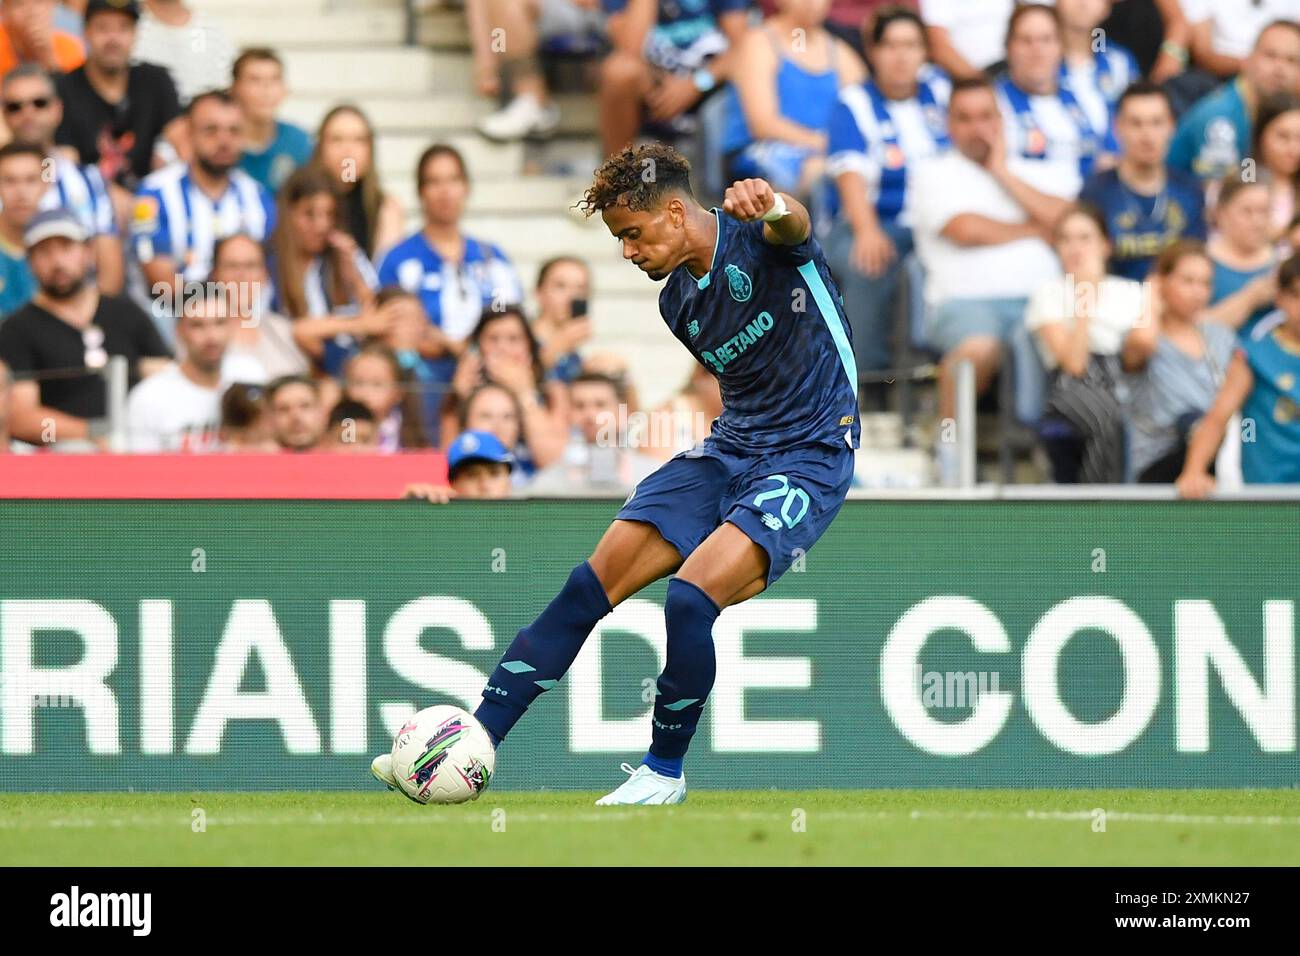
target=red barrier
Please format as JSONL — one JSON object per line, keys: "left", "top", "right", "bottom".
{"left": 0, "top": 453, "right": 448, "bottom": 499}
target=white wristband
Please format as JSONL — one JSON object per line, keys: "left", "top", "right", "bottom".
{"left": 760, "top": 192, "right": 789, "bottom": 222}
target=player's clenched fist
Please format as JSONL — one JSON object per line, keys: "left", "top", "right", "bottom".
{"left": 723, "top": 178, "right": 778, "bottom": 221}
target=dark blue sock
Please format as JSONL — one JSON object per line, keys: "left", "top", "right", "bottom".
{"left": 642, "top": 751, "right": 683, "bottom": 778}
{"left": 649, "top": 577, "right": 720, "bottom": 764}
{"left": 474, "top": 561, "right": 612, "bottom": 744}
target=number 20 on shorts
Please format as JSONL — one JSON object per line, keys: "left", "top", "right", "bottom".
{"left": 752, "top": 474, "right": 810, "bottom": 528}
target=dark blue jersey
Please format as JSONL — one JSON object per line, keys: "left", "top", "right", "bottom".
{"left": 658, "top": 209, "right": 860, "bottom": 453}
{"left": 1079, "top": 166, "right": 1206, "bottom": 281}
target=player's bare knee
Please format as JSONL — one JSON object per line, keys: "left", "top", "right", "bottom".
{"left": 726, "top": 575, "right": 767, "bottom": 607}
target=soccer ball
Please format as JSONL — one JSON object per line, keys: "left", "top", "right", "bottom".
{"left": 391, "top": 705, "right": 496, "bottom": 805}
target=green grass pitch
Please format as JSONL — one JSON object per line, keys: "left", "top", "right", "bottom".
{"left": 3, "top": 790, "right": 1300, "bottom": 865}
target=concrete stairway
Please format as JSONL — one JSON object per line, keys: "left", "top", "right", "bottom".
{"left": 191, "top": 0, "right": 691, "bottom": 408}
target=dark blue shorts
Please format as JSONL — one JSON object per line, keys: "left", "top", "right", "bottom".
{"left": 615, "top": 437, "right": 855, "bottom": 588}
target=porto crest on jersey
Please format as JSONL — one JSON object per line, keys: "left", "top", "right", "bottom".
{"left": 724, "top": 263, "right": 752, "bottom": 302}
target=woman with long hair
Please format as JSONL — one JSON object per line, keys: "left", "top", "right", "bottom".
{"left": 1249, "top": 93, "right": 1300, "bottom": 249}
{"left": 531, "top": 255, "right": 592, "bottom": 382}
{"left": 343, "top": 341, "right": 431, "bottom": 451}
{"left": 269, "top": 166, "right": 383, "bottom": 376}
{"left": 377, "top": 143, "right": 524, "bottom": 390}
{"left": 443, "top": 306, "right": 567, "bottom": 469}
{"left": 312, "top": 104, "right": 405, "bottom": 261}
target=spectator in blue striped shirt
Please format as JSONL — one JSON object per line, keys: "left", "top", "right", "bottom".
{"left": 1056, "top": 0, "right": 1139, "bottom": 145}
{"left": 2, "top": 64, "right": 123, "bottom": 295}
{"left": 824, "top": 5, "right": 949, "bottom": 392}
{"left": 131, "top": 89, "right": 275, "bottom": 340}
{"left": 994, "top": 3, "right": 1117, "bottom": 182}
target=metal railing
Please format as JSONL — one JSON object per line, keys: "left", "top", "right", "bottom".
{"left": 6, "top": 356, "right": 129, "bottom": 452}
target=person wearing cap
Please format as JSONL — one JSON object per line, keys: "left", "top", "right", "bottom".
{"left": 53, "top": 0, "right": 184, "bottom": 194}
{"left": 2, "top": 64, "right": 123, "bottom": 295}
{"left": 404, "top": 428, "right": 515, "bottom": 502}
{"left": 0, "top": 206, "right": 170, "bottom": 447}
{"left": 0, "top": 0, "right": 85, "bottom": 76}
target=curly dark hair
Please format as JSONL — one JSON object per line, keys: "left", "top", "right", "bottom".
{"left": 577, "top": 142, "right": 694, "bottom": 217}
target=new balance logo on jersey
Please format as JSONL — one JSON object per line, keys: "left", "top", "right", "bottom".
{"left": 699, "top": 310, "right": 775, "bottom": 373}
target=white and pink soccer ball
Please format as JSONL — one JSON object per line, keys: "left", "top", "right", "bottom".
{"left": 390, "top": 705, "right": 496, "bottom": 805}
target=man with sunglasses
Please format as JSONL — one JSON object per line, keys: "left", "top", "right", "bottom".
{"left": 2, "top": 64, "right": 124, "bottom": 296}
{"left": 53, "top": 0, "right": 183, "bottom": 194}
{"left": 0, "top": 207, "right": 170, "bottom": 448}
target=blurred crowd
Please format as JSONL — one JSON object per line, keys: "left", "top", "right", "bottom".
{"left": 0, "top": 0, "right": 1297, "bottom": 497}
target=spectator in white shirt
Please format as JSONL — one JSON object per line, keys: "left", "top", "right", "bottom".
{"left": 919, "top": 0, "right": 1019, "bottom": 78}
{"left": 1185, "top": 0, "right": 1300, "bottom": 79}
{"left": 911, "top": 75, "right": 1078, "bottom": 478}
{"left": 1024, "top": 202, "right": 1157, "bottom": 482}
{"left": 528, "top": 371, "right": 660, "bottom": 494}
{"left": 125, "top": 290, "right": 265, "bottom": 451}
{"left": 133, "top": 0, "right": 234, "bottom": 106}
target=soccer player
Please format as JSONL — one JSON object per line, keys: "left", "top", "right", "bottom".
{"left": 371, "top": 143, "right": 859, "bottom": 805}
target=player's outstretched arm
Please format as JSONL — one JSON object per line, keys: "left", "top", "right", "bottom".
{"left": 722, "top": 178, "right": 811, "bottom": 247}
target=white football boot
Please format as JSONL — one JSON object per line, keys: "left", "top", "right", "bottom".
{"left": 477, "top": 93, "right": 560, "bottom": 142}
{"left": 595, "top": 762, "right": 687, "bottom": 806}
{"left": 371, "top": 752, "right": 429, "bottom": 805}
{"left": 371, "top": 753, "right": 399, "bottom": 790}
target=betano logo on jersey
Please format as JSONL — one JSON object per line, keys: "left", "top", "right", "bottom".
{"left": 698, "top": 310, "right": 774, "bottom": 374}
